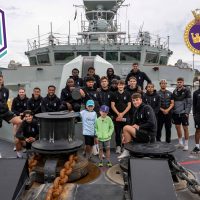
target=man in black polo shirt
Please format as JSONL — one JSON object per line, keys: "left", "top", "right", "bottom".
{"left": 97, "top": 76, "right": 112, "bottom": 108}
{"left": 157, "top": 80, "right": 174, "bottom": 143}
{"left": 125, "top": 63, "right": 151, "bottom": 89}
{"left": 118, "top": 93, "right": 157, "bottom": 159}
{"left": 15, "top": 110, "right": 39, "bottom": 158}
{"left": 111, "top": 80, "right": 131, "bottom": 154}
{"left": 191, "top": 80, "right": 200, "bottom": 154}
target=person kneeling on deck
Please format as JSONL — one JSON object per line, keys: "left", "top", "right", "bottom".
{"left": 118, "top": 93, "right": 157, "bottom": 159}
{"left": 15, "top": 110, "right": 39, "bottom": 158}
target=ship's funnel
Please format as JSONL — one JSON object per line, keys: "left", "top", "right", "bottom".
{"left": 59, "top": 55, "right": 113, "bottom": 95}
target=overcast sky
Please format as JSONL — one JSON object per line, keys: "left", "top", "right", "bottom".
{"left": 0, "top": 0, "right": 200, "bottom": 69}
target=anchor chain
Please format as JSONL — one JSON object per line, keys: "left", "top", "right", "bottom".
{"left": 45, "top": 154, "right": 78, "bottom": 200}
{"left": 171, "top": 160, "right": 200, "bottom": 195}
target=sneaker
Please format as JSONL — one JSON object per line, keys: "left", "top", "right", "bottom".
{"left": 13, "top": 147, "right": 16, "bottom": 151}
{"left": 115, "top": 146, "right": 121, "bottom": 154}
{"left": 102, "top": 153, "right": 105, "bottom": 159}
{"left": 118, "top": 149, "right": 130, "bottom": 159}
{"left": 98, "top": 161, "right": 103, "bottom": 167}
{"left": 191, "top": 147, "right": 200, "bottom": 154}
{"left": 107, "top": 161, "right": 112, "bottom": 168}
{"left": 183, "top": 145, "right": 189, "bottom": 151}
{"left": 175, "top": 143, "right": 184, "bottom": 149}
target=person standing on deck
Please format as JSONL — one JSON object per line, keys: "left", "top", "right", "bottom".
{"left": 157, "top": 79, "right": 174, "bottom": 143}
{"left": 172, "top": 77, "right": 192, "bottom": 151}
{"left": 191, "top": 80, "right": 200, "bottom": 154}
{"left": 111, "top": 80, "right": 131, "bottom": 154}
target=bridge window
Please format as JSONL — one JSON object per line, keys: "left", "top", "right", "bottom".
{"left": 29, "top": 56, "right": 37, "bottom": 65}
{"left": 106, "top": 52, "right": 118, "bottom": 61}
{"left": 37, "top": 54, "right": 50, "bottom": 64}
{"left": 120, "top": 52, "right": 141, "bottom": 61}
{"left": 159, "top": 56, "right": 168, "bottom": 65}
{"left": 54, "top": 52, "right": 74, "bottom": 61}
{"left": 77, "top": 52, "right": 89, "bottom": 56}
{"left": 145, "top": 53, "right": 159, "bottom": 64}
{"left": 91, "top": 52, "right": 104, "bottom": 58}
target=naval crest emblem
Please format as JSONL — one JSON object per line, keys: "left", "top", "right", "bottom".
{"left": 184, "top": 9, "right": 200, "bottom": 55}
{"left": 0, "top": 9, "right": 7, "bottom": 59}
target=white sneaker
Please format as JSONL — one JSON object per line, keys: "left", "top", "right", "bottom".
{"left": 13, "top": 147, "right": 16, "bottom": 151}
{"left": 175, "top": 143, "right": 184, "bottom": 149}
{"left": 102, "top": 153, "right": 105, "bottom": 159}
{"left": 115, "top": 146, "right": 121, "bottom": 154}
{"left": 118, "top": 150, "right": 130, "bottom": 159}
{"left": 183, "top": 145, "right": 189, "bottom": 151}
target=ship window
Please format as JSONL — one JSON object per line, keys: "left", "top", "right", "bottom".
{"left": 37, "top": 54, "right": 50, "bottom": 64}
{"left": 120, "top": 52, "right": 141, "bottom": 61}
{"left": 145, "top": 53, "right": 159, "bottom": 64}
{"left": 29, "top": 57, "right": 37, "bottom": 65}
{"left": 91, "top": 52, "right": 104, "bottom": 58}
{"left": 54, "top": 52, "right": 74, "bottom": 61}
{"left": 77, "top": 52, "right": 89, "bottom": 56}
{"left": 159, "top": 56, "right": 168, "bottom": 65}
{"left": 106, "top": 52, "right": 118, "bottom": 61}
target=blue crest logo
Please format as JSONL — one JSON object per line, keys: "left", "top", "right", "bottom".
{"left": 0, "top": 9, "right": 7, "bottom": 58}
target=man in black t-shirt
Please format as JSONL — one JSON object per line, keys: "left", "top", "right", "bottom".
{"left": 111, "top": 80, "right": 131, "bottom": 154}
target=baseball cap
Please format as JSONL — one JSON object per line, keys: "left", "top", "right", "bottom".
{"left": 100, "top": 105, "right": 109, "bottom": 113}
{"left": 86, "top": 100, "right": 95, "bottom": 107}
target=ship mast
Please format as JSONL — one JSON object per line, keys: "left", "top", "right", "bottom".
{"left": 76, "top": 0, "right": 127, "bottom": 44}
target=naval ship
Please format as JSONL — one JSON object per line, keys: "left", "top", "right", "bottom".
{"left": 0, "top": 0, "right": 200, "bottom": 200}
{"left": 0, "top": 0, "right": 195, "bottom": 99}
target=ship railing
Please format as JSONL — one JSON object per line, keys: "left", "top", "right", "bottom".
{"left": 27, "top": 32, "right": 169, "bottom": 50}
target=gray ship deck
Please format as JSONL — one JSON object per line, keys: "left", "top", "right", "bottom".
{"left": 0, "top": 136, "right": 200, "bottom": 200}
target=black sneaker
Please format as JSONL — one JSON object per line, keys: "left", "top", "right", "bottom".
{"left": 191, "top": 147, "right": 200, "bottom": 154}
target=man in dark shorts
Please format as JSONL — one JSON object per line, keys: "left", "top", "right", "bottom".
{"left": 172, "top": 77, "right": 192, "bottom": 151}
{"left": 118, "top": 93, "right": 157, "bottom": 159}
{"left": 191, "top": 80, "right": 200, "bottom": 154}
{"left": 0, "top": 75, "right": 21, "bottom": 126}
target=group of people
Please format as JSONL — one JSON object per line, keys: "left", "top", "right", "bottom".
{"left": 0, "top": 62, "right": 200, "bottom": 163}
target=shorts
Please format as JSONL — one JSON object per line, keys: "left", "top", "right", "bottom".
{"left": 98, "top": 140, "right": 110, "bottom": 149}
{"left": 0, "top": 111, "right": 16, "bottom": 123}
{"left": 172, "top": 114, "right": 189, "bottom": 126}
{"left": 84, "top": 135, "right": 94, "bottom": 146}
{"left": 133, "top": 129, "right": 151, "bottom": 143}
{"left": 194, "top": 114, "right": 200, "bottom": 129}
